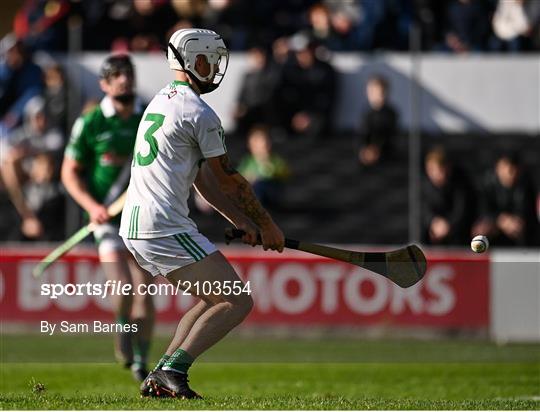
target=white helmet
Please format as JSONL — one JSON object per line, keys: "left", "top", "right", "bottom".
{"left": 168, "top": 28, "right": 229, "bottom": 94}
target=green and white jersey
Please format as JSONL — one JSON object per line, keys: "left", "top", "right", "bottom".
{"left": 65, "top": 96, "right": 144, "bottom": 203}
{"left": 119, "top": 81, "right": 226, "bottom": 239}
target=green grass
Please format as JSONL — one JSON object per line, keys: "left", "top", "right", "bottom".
{"left": 1, "top": 335, "right": 539, "bottom": 410}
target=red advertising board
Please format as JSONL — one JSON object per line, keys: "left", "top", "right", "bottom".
{"left": 0, "top": 247, "right": 489, "bottom": 328}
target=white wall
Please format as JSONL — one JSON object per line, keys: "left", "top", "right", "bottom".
{"left": 490, "top": 250, "right": 540, "bottom": 343}
{"left": 59, "top": 53, "right": 540, "bottom": 134}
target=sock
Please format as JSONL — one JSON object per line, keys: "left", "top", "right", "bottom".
{"left": 133, "top": 339, "right": 150, "bottom": 369}
{"left": 162, "top": 349, "right": 194, "bottom": 374}
{"left": 153, "top": 354, "right": 170, "bottom": 372}
{"left": 116, "top": 315, "right": 133, "bottom": 365}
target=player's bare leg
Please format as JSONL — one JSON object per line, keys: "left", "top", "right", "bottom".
{"left": 100, "top": 250, "right": 134, "bottom": 367}
{"left": 167, "top": 251, "right": 253, "bottom": 358}
{"left": 165, "top": 300, "right": 210, "bottom": 357}
{"left": 142, "top": 251, "right": 252, "bottom": 399}
{"left": 128, "top": 255, "right": 155, "bottom": 380}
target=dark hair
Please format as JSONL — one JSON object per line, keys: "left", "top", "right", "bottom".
{"left": 100, "top": 54, "right": 134, "bottom": 79}
{"left": 367, "top": 75, "right": 389, "bottom": 92}
{"left": 425, "top": 146, "right": 448, "bottom": 167}
{"left": 497, "top": 151, "right": 520, "bottom": 166}
{"left": 248, "top": 124, "right": 270, "bottom": 138}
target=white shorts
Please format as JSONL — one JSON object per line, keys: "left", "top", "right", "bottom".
{"left": 94, "top": 223, "right": 125, "bottom": 255}
{"left": 122, "top": 231, "right": 217, "bottom": 277}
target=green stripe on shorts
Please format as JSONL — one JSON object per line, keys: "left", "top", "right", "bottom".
{"left": 129, "top": 206, "right": 139, "bottom": 238}
{"left": 173, "top": 234, "right": 202, "bottom": 261}
{"left": 133, "top": 206, "right": 140, "bottom": 238}
{"left": 181, "top": 233, "right": 208, "bottom": 258}
{"left": 129, "top": 207, "right": 135, "bottom": 238}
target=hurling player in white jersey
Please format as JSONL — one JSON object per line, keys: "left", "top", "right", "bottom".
{"left": 120, "top": 29, "right": 285, "bottom": 399}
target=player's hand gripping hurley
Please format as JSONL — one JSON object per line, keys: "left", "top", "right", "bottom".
{"left": 32, "top": 192, "right": 127, "bottom": 278}
{"left": 225, "top": 228, "right": 427, "bottom": 288}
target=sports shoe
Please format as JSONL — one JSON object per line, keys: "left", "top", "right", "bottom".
{"left": 140, "top": 369, "right": 202, "bottom": 399}
{"left": 131, "top": 364, "right": 149, "bottom": 382}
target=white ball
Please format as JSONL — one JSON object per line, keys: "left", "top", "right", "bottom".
{"left": 471, "top": 235, "right": 489, "bottom": 253}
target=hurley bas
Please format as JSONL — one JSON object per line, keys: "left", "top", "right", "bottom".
{"left": 41, "top": 321, "right": 138, "bottom": 336}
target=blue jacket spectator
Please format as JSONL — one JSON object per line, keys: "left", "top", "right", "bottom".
{"left": 0, "top": 35, "right": 44, "bottom": 135}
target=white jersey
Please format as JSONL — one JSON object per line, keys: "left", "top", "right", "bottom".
{"left": 119, "top": 80, "right": 226, "bottom": 239}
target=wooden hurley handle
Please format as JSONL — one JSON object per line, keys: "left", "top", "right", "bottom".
{"left": 224, "top": 228, "right": 299, "bottom": 249}
{"left": 106, "top": 191, "right": 127, "bottom": 217}
{"left": 224, "top": 228, "right": 426, "bottom": 288}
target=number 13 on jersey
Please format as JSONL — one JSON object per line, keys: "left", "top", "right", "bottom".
{"left": 134, "top": 113, "right": 164, "bottom": 166}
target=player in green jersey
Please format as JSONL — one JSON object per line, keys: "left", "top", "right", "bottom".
{"left": 61, "top": 54, "right": 155, "bottom": 382}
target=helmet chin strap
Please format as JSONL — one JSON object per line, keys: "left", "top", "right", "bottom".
{"left": 168, "top": 42, "right": 217, "bottom": 95}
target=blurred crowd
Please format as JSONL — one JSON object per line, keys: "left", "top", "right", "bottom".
{"left": 0, "top": 0, "right": 539, "bottom": 246}
{"left": 0, "top": 37, "right": 68, "bottom": 241}
{"left": 422, "top": 148, "right": 538, "bottom": 247}
{"left": 8, "top": 0, "right": 540, "bottom": 53}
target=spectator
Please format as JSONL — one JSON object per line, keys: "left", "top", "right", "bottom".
{"left": 233, "top": 47, "right": 281, "bottom": 137}
{"left": 203, "top": 0, "right": 249, "bottom": 50}
{"left": 490, "top": 0, "right": 540, "bottom": 51}
{"left": 111, "top": 0, "right": 178, "bottom": 53}
{"left": 441, "top": 0, "right": 490, "bottom": 53}
{"left": 473, "top": 153, "right": 538, "bottom": 246}
{"left": 275, "top": 34, "right": 337, "bottom": 138}
{"left": 490, "top": 0, "right": 530, "bottom": 52}
{"left": 306, "top": 3, "right": 339, "bottom": 50}
{"left": 170, "top": 0, "right": 207, "bottom": 26}
{"left": 43, "top": 63, "right": 68, "bottom": 134}
{"left": 422, "top": 147, "right": 476, "bottom": 245}
{"left": 357, "top": 75, "right": 398, "bottom": 167}
{"left": 1, "top": 97, "right": 64, "bottom": 240}
{"left": 78, "top": 1, "right": 122, "bottom": 50}
{"left": 13, "top": 0, "right": 71, "bottom": 52}
{"left": 525, "top": 0, "right": 540, "bottom": 50}
{"left": 4, "top": 96, "right": 64, "bottom": 160}
{"left": 413, "top": 0, "right": 448, "bottom": 51}
{"left": 0, "top": 35, "right": 44, "bottom": 134}
{"left": 373, "top": 0, "right": 413, "bottom": 51}
{"left": 238, "top": 125, "right": 290, "bottom": 209}
{"left": 15, "top": 153, "right": 65, "bottom": 240}
{"left": 271, "top": 36, "right": 291, "bottom": 66}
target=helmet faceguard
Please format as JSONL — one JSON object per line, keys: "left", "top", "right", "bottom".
{"left": 167, "top": 29, "right": 229, "bottom": 94}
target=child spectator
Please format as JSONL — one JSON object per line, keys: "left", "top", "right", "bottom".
{"left": 238, "top": 125, "right": 289, "bottom": 209}
{"left": 357, "top": 75, "right": 398, "bottom": 167}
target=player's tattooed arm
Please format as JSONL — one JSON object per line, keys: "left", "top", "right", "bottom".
{"left": 218, "top": 153, "right": 238, "bottom": 176}
{"left": 208, "top": 155, "right": 273, "bottom": 228}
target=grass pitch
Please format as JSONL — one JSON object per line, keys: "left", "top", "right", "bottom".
{"left": 1, "top": 334, "right": 539, "bottom": 410}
